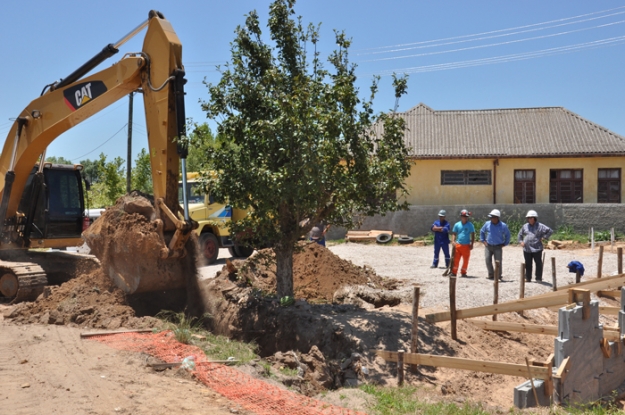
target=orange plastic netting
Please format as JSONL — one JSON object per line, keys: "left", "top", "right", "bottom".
{"left": 91, "top": 331, "right": 365, "bottom": 415}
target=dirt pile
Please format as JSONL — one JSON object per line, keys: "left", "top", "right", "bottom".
{"left": 227, "top": 242, "right": 400, "bottom": 303}
{"left": 83, "top": 193, "right": 191, "bottom": 294}
{"left": 5, "top": 268, "right": 159, "bottom": 329}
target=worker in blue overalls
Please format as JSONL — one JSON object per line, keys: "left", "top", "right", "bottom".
{"left": 431, "top": 209, "right": 451, "bottom": 269}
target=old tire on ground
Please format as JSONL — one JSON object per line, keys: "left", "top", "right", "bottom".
{"left": 398, "top": 236, "right": 414, "bottom": 244}
{"left": 234, "top": 245, "right": 254, "bottom": 258}
{"left": 376, "top": 233, "right": 393, "bottom": 244}
{"left": 199, "top": 233, "right": 220, "bottom": 264}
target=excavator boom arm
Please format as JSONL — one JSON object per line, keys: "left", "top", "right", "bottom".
{"left": 0, "top": 11, "right": 188, "bottom": 237}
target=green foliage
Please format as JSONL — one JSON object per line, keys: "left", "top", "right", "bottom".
{"left": 198, "top": 0, "right": 411, "bottom": 297}
{"left": 552, "top": 225, "right": 589, "bottom": 244}
{"left": 131, "top": 148, "right": 153, "bottom": 194}
{"left": 279, "top": 296, "right": 295, "bottom": 307}
{"left": 156, "top": 310, "right": 208, "bottom": 345}
{"left": 360, "top": 384, "right": 489, "bottom": 415}
{"left": 186, "top": 121, "right": 218, "bottom": 173}
{"left": 594, "top": 230, "right": 612, "bottom": 242}
{"left": 156, "top": 310, "right": 257, "bottom": 364}
{"left": 88, "top": 153, "right": 126, "bottom": 207}
{"left": 45, "top": 155, "right": 73, "bottom": 165}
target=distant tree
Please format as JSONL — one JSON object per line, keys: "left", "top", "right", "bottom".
{"left": 186, "top": 121, "right": 217, "bottom": 173}
{"left": 131, "top": 148, "right": 153, "bottom": 194}
{"left": 44, "top": 156, "right": 73, "bottom": 165}
{"left": 79, "top": 158, "right": 100, "bottom": 184}
{"left": 89, "top": 153, "right": 126, "bottom": 207}
{"left": 199, "top": 0, "right": 410, "bottom": 298}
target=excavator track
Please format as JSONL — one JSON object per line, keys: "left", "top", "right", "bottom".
{"left": 0, "top": 260, "right": 47, "bottom": 304}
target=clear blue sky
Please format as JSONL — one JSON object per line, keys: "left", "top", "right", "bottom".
{"left": 1, "top": 0, "right": 624, "bottom": 166}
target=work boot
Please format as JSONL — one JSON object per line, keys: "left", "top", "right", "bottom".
{"left": 487, "top": 275, "right": 494, "bottom": 280}
{"left": 430, "top": 265, "right": 437, "bottom": 269}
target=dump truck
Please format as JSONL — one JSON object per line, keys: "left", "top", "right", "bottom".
{"left": 180, "top": 172, "right": 254, "bottom": 264}
{"left": 0, "top": 10, "right": 197, "bottom": 303}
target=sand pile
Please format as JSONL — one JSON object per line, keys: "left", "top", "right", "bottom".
{"left": 224, "top": 241, "right": 400, "bottom": 303}
{"left": 5, "top": 267, "right": 159, "bottom": 329}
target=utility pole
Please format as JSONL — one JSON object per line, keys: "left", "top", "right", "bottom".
{"left": 126, "top": 92, "right": 134, "bottom": 193}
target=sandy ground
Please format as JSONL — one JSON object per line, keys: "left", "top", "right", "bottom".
{"left": 3, "top": 241, "right": 623, "bottom": 414}
{"left": 0, "top": 310, "right": 244, "bottom": 415}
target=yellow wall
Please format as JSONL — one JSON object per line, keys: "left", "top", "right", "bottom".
{"left": 404, "top": 157, "right": 625, "bottom": 205}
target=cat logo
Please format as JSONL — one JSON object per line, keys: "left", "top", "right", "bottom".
{"left": 63, "top": 81, "right": 107, "bottom": 111}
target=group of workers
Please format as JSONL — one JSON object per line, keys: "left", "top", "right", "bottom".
{"left": 431, "top": 208, "right": 553, "bottom": 282}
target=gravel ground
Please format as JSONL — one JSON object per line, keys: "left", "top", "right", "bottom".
{"left": 328, "top": 242, "right": 624, "bottom": 310}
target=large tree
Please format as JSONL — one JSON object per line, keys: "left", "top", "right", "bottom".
{"left": 199, "top": 0, "right": 411, "bottom": 298}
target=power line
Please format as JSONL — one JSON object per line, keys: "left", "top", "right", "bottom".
{"left": 355, "top": 5, "right": 625, "bottom": 53}
{"left": 360, "top": 10, "right": 625, "bottom": 56}
{"left": 369, "top": 35, "right": 625, "bottom": 76}
{"left": 71, "top": 123, "right": 128, "bottom": 162}
{"left": 358, "top": 19, "right": 625, "bottom": 63}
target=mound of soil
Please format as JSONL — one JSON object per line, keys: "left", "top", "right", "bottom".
{"left": 5, "top": 268, "right": 159, "bottom": 329}
{"left": 83, "top": 194, "right": 192, "bottom": 295}
{"left": 229, "top": 242, "right": 400, "bottom": 303}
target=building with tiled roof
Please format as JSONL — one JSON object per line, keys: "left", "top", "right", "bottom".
{"left": 394, "top": 104, "right": 625, "bottom": 205}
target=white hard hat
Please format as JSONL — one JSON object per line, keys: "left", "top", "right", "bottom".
{"left": 526, "top": 210, "right": 538, "bottom": 218}
{"left": 460, "top": 209, "right": 471, "bottom": 217}
{"left": 488, "top": 209, "right": 501, "bottom": 218}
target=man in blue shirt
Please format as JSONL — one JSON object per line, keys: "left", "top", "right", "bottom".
{"left": 480, "top": 209, "right": 511, "bottom": 280}
{"left": 430, "top": 210, "right": 450, "bottom": 269}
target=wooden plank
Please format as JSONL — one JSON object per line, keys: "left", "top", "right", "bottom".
{"left": 554, "top": 356, "right": 570, "bottom": 380}
{"left": 426, "top": 275, "right": 625, "bottom": 324}
{"left": 603, "top": 331, "right": 623, "bottom": 342}
{"left": 426, "top": 291, "right": 569, "bottom": 323}
{"left": 597, "top": 290, "right": 621, "bottom": 299}
{"left": 375, "top": 350, "right": 550, "bottom": 379}
{"left": 466, "top": 319, "right": 558, "bottom": 336}
{"left": 80, "top": 329, "right": 154, "bottom": 338}
{"left": 598, "top": 245, "right": 604, "bottom": 278}
{"left": 551, "top": 257, "right": 557, "bottom": 291}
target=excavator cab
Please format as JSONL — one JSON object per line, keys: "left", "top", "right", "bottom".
{"left": 18, "top": 164, "right": 85, "bottom": 241}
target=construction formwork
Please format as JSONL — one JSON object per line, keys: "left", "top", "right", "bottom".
{"left": 514, "top": 288, "right": 625, "bottom": 408}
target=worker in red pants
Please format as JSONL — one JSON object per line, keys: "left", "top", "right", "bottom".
{"left": 451, "top": 209, "right": 475, "bottom": 277}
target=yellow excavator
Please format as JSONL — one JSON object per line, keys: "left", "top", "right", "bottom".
{"left": 0, "top": 11, "right": 197, "bottom": 303}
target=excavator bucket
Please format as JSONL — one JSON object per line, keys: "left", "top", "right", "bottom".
{"left": 83, "top": 194, "right": 198, "bottom": 295}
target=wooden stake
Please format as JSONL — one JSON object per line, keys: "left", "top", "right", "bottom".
{"left": 397, "top": 349, "right": 405, "bottom": 386}
{"left": 611, "top": 228, "right": 615, "bottom": 251}
{"left": 541, "top": 251, "right": 546, "bottom": 268}
{"left": 410, "top": 286, "right": 420, "bottom": 371}
{"left": 519, "top": 263, "right": 525, "bottom": 317}
{"left": 493, "top": 260, "right": 500, "bottom": 321}
{"left": 591, "top": 227, "right": 595, "bottom": 251}
{"left": 575, "top": 270, "right": 581, "bottom": 284}
{"left": 450, "top": 276, "right": 458, "bottom": 340}
{"left": 551, "top": 257, "right": 557, "bottom": 291}
{"left": 618, "top": 247, "right": 623, "bottom": 275}
{"left": 597, "top": 245, "right": 604, "bottom": 278}
{"left": 525, "top": 357, "right": 540, "bottom": 406}
{"left": 80, "top": 329, "right": 154, "bottom": 338}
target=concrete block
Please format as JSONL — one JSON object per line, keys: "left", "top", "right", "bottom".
{"left": 514, "top": 379, "right": 550, "bottom": 408}
{"left": 554, "top": 301, "right": 602, "bottom": 404}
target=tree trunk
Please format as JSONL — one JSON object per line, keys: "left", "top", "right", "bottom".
{"left": 275, "top": 244, "right": 295, "bottom": 298}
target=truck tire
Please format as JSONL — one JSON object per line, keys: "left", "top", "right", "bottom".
{"left": 234, "top": 245, "right": 254, "bottom": 258}
{"left": 376, "top": 233, "right": 392, "bottom": 244}
{"left": 199, "top": 233, "right": 219, "bottom": 265}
